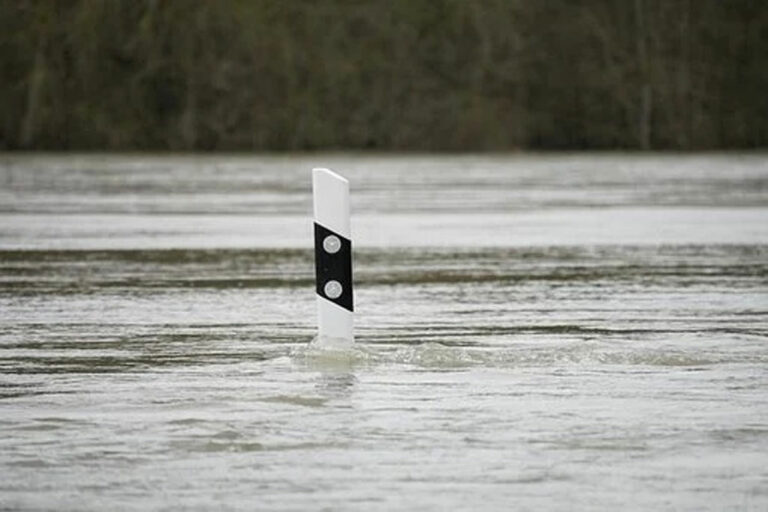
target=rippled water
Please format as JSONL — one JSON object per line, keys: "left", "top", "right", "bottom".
{"left": 1, "top": 154, "right": 767, "bottom": 510}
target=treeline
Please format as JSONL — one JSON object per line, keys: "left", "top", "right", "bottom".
{"left": 1, "top": 0, "right": 767, "bottom": 151}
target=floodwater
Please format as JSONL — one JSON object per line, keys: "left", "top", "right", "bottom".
{"left": 1, "top": 153, "right": 767, "bottom": 510}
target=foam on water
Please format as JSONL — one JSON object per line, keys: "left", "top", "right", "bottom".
{"left": 292, "top": 338, "right": 741, "bottom": 371}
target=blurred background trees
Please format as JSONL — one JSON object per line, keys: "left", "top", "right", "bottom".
{"left": 1, "top": 0, "right": 766, "bottom": 151}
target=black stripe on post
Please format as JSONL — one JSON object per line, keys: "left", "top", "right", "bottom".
{"left": 314, "top": 222, "right": 353, "bottom": 312}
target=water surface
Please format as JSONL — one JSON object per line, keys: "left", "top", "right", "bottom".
{"left": 1, "top": 154, "right": 767, "bottom": 510}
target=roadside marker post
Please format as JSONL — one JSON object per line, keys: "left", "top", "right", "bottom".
{"left": 312, "top": 168, "right": 354, "bottom": 346}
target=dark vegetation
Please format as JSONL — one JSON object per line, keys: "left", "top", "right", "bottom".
{"left": 2, "top": 0, "right": 767, "bottom": 151}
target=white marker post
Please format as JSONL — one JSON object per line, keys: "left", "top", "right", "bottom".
{"left": 312, "top": 168, "right": 354, "bottom": 346}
